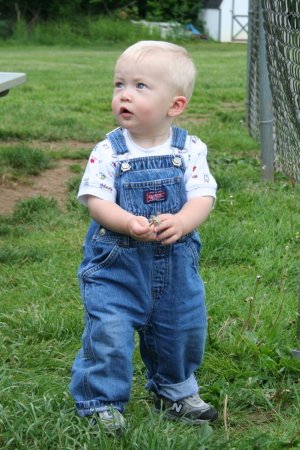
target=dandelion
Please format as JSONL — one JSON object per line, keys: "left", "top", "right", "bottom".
{"left": 253, "top": 293, "right": 267, "bottom": 332}
{"left": 241, "top": 276, "right": 262, "bottom": 336}
{"left": 207, "top": 316, "right": 212, "bottom": 346}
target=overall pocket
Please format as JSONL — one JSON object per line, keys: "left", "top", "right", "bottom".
{"left": 81, "top": 240, "right": 120, "bottom": 281}
{"left": 185, "top": 232, "right": 202, "bottom": 270}
{"left": 123, "top": 177, "right": 183, "bottom": 217}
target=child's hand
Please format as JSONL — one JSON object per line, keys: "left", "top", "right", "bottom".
{"left": 127, "top": 216, "right": 157, "bottom": 242}
{"left": 154, "top": 214, "right": 183, "bottom": 245}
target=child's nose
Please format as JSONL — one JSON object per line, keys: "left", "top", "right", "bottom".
{"left": 120, "top": 89, "right": 132, "bottom": 101}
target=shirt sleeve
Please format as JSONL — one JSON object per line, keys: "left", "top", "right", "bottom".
{"left": 77, "top": 140, "right": 117, "bottom": 206}
{"left": 184, "top": 135, "right": 217, "bottom": 201}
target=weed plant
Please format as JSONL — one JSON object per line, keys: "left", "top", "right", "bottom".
{"left": 0, "top": 43, "right": 300, "bottom": 449}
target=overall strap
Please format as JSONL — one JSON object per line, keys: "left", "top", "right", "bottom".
{"left": 171, "top": 126, "right": 188, "bottom": 151}
{"left": 106, "top": 127, "right": 129, "bottom": 155}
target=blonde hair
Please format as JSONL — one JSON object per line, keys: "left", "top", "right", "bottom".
{"left": 117, "top": 41, "right": 196, "bottom": 103}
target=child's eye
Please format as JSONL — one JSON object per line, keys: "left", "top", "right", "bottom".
{"left": 115, "top": 82, "right": 124, "bottom": 88}
{"left": 137, "top": 83, "right": 146, "bottom": 89}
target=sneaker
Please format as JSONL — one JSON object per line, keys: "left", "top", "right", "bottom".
{"left": 91, "top": 408, "right": 126, "bottom": 437}
{"left": 153, "top": 393, "right": 218, "bottom": 425}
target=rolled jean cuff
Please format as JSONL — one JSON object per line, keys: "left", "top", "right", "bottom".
{"left": 74, "top": 400, "right": 125, "bottom": 417}
{"left": 145, "top": 373, "right": 199, "bottom": 401}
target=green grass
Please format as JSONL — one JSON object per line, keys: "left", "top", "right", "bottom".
{"left": 0, "top": 146, "right": 54, "bottom": 185}
{"left": 1, "top": 42, "right": 300, "bottom": 449}
{"left": 6, "top": 17, "right": 164, "bottom": 47}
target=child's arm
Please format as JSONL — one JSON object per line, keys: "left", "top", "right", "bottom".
{"left": 87, "top": 195, "right": 157, "bottom": 242}
{"left": 154, "top": 196, "right": 214, "bottom": 245}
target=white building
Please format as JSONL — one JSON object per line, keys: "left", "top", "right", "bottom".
{"left": 200, "top": 0, "right": 249, "bottom": 42}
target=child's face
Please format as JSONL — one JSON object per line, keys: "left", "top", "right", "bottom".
{"left": 112, "top": 54, "right": 177, "bottom": 138}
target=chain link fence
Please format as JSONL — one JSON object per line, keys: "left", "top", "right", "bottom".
{"left": 247, "top": 0, "right": 300, "bottom": 182}
{"left": 247, "top": 0, "right": 260, "bottom": 142}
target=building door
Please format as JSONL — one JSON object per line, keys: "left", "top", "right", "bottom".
{"left": 231, "top": 0, "right": 249, "bottom": 41}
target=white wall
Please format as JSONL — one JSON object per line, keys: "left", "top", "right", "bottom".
{"left": 201, "top": 0, "right": 249, "bottom": 43}
{"left": 220, "top": 0, "right": 233, "bottom": 42}
{"left": 201, "top": 9, "right": 220, "bottom": 41}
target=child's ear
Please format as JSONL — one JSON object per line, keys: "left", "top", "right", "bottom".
{"left": 168, "top": 96, "right": 187, "bottom": 117}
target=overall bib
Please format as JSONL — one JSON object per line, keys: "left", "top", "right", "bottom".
{"left": 70, "top": 127, "right": 207, "bottom": 417}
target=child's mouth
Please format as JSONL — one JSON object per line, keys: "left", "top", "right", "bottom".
{"left": 120, "top": 107, "right": 133, "bottom": 117}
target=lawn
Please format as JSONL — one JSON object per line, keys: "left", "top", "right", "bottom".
{"left": 0, "top": 41, "right": 300, "bottom": 449}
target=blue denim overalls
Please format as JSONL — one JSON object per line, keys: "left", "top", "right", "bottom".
{"left": 70, "top": 126, "right": 207, "bottom": 417}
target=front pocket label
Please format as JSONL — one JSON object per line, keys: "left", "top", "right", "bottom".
{"left": 144, "top": 189, "right": 167, "bottom": 204}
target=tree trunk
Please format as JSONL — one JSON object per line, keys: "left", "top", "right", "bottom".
{"left": 14, "top": 2, "right": 21, "bottom": 21}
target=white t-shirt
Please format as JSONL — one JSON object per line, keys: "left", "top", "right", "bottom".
{"left": 78, "top": 128, "right": 217, "bottom": 206}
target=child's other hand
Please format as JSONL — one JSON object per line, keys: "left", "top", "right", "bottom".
{"left": 154, "top": 214, "right": 183, "bottom": 245}
{"left": 127, "top": 216, "right": 157, "bottom": 242}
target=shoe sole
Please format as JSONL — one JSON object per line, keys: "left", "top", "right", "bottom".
{"left": 153, "top": 407, "right": 215, "bottom": 425}
{"left": 91, "top": 418, "right": 125, "bottom": 437}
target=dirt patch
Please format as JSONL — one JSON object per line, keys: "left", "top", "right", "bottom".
{"left": 175, "top": 115, "right": 211, "bottom": 125}
{"left": 0, "top": 158, "right": 87, "bottom": 215}
{"left": 0, "top": 139, "right": 95, "bottom": 152}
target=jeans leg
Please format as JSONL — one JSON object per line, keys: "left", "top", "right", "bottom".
{"left": 70, "top": 243, "right": 154, "bottom": 417}
{"left": 144, "top": 237, "right": 207, "bottom": 401}
{"left": 70, "top": 275, "right": 136, "bottom": 416}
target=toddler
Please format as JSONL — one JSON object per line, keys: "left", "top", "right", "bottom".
{"left": 70, "top": 40, "right": 218, "bottom": 436}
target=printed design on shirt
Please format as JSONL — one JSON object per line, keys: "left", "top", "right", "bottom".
{"left": 144, "top": 189, "right": 167, "bottom": 204}
{"left": 192, "top": 166, "right": 198, "bottom": 178}
{"left": 203, "top": 173, "right": 210, "bottom": 182}
{"left": 96, "top": 173, "right": 106, "bottom": 180}
{"left": 90, "top": 155, "right": 98, "bottom": 163}
{"left": 99, "top": 183, "right": 113, "bottom": 192}
{"left": 83, "top": 177, "right": 89, "bottom": 186}
{"left": 191, "top": 136, "right": 199, "bottom": 144}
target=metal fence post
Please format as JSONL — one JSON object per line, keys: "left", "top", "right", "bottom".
{"left": 259, "top": 0, "right": 274, "bottom": 182}
{"left": 246, "top": 0, "right": 253, "bottom": 127}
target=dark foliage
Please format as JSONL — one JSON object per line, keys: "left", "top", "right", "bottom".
{"left": 0, "top": 0, "right": 203, "bottom": 24}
